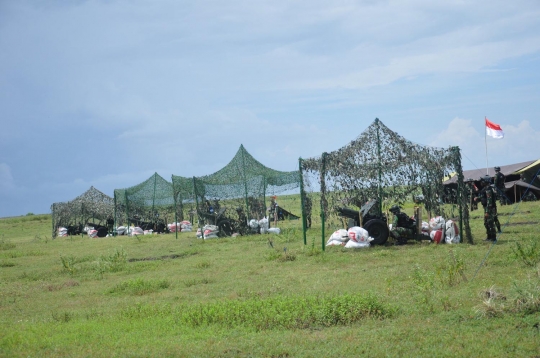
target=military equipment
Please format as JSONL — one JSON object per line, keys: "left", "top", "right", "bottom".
{"left": 335, "top": 199, "right": 389, "bottom": 245}
{"left": 389, "top": 205, "right": 400, "bottom": 213}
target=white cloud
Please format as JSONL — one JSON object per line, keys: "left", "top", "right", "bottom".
{"left": 431, "top": 118, "right": 540, "bottom": 170}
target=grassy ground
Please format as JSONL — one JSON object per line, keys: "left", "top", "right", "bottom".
{"left": 1, "top": 202, "right": 539, "bottom": 357}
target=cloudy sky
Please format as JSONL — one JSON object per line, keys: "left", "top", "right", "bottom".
{"left": 1, "top": 0, "right": 540, "bottom": 217}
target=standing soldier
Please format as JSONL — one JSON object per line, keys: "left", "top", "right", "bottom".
{"left": 493, "top": 166, "right": 506, "bottom": 205}
{"left": 303, "top": 195, "right": 312, "bottom": 228}
{"left": 475, "top": 175, "right": 500, "bottom": 241}
{"left": 466, "top": 178, "right": 479, "bottom": 211}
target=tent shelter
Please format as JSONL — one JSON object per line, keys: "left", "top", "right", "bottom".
{"left": 300, "top": 118, "right": 470, "bottom": 248}
{"left": 443, "top": 159, "right": 540, "bottom": 203}
{"left": 114, "top": 173, "right": 174, "bottom": 232}
{"left": 51, "top": 186, "right": 114, "bottom": 237}
{"left": 190, "top": 144, "right": 301, "bottom": 234}
{"left": 504, "top": 180, "right": 540, "bottom": 203}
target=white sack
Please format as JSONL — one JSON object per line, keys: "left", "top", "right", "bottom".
{"left": 116, "top": 226, "right": 127, "bottom": 235}
{"left": 58, "top": 227, "right": 68, "bottom": 237}
{"left": 444, "top": 220, "right": 460, "bottom": 244}
{"left": 327, "top": 229, "right": 349, "bottom": 244}
{"left": 429, "top": 216, "right": 445, "bottom": 230}
{"left": 203, "top": 225, "right": 219, "bottom": 239}
{"left": 267, "top": 227, "right": 280, "bottom": 234}
{"left": 347, "top": 226, "right": 374, "bottom": 244}
{"left": 326, "top": 239, "right": 346, "bottom": 246}
{"left": 129, "top": 227, "right": 144, "bottom": 236}
{"left": 344, "top": 240, "right": 370, "bottom": 248}
{"left": 88, "top": 229, "right": 98, "bottom": 238}
{"left": 430, "top": 229, "right": 443, "bottom": 244}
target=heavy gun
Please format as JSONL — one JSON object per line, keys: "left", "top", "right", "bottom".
{"left": 197, "top": 207, "right": 242, "bottom": 237}
{"left": 335, "top": 199, "right": 389, "bottom": 245}
{"left": 86, "top": 222, "right": 109, "bottom": 237}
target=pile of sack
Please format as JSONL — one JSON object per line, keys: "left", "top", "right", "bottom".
{"left": 248, "top": 217, "right": 280, "bottom": 235}
{"left": 57, "top": 227, "right": 68, "bottom": 237}
{"left": 168, "top": 221, "right": 193, "bottom": 233}
{"left": 196, "top": 225, "right": 220, "bottom": 239}
{"left": 428, "top": 216, "right": 460, "bottom": 244}
{"left": 326, "top": 227, "right": 374, "bottom": 248}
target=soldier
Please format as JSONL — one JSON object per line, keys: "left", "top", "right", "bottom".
{"left": 474, "top": 175, "right": 500, "bottom": 241}
{"left": 466, "top": 178, "right": 479, "bottom": 211}
{"left": 493, "top": 166, "right": 506, "bottom": 205}
{"left": 303, "top": 195, "right": 312, "bottom": 228}
{"left": 388, "top": 205, "right": 415, "bottom": 245}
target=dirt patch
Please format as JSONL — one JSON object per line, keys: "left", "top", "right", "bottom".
{"left": 128, "top": 252, "right": 196, "bottom": 262}
{"left": 505, "top": 221, "right": 538, "bottom": 226}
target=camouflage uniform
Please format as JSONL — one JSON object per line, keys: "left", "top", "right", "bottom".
{"left": 466, "top": 179, "right": 479, "bottom": 211}
{"left": 493, "top": 168, "right": 506, "bottom": 205}
{"left": 477, "top": 182, "right": 498, "bottom": 240}
{"left": 303, "top": 196, "right": 312, "bottom": 228}
{"left": 389, "top": 208, "right": 414, "bottom": 244}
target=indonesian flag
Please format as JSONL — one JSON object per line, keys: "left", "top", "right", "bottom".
{"left": 485, "top": 118, "right": 504, "bottom": 139}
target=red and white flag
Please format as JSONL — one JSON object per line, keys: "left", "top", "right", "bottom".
{"left": 485, "top": 118, "right": 504, "bottom": 139}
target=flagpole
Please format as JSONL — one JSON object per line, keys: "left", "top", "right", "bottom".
{"left": 484, "top": 116, "right": 489, "bottom": 175}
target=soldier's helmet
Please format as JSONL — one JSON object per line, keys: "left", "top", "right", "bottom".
{"left": 389, "top": 205, "right": 401, "bottom": 213}
{"left": 494, "top": 166, "right": 501, "bottom": 172}
{"left": 480, "top": 175, "right": 492, "bottom": 184}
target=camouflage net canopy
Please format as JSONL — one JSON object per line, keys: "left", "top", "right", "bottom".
{"left": 171, "top": 175, "right": 195, "bottom": 223}
{"left": 300, "top": 118, "right": 472, "bottom": 246}
{"left": 114, "top": 173, "right": 174, "bottom": 230}
{"left": 51, "top": 186, "right": 114, "bottom": 237}
{"left": 187, "top": 145, "right": 301, "bottom": 231}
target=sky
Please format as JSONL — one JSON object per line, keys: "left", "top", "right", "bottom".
{"left": 1, "top": 0, "right": 540, "bottom": 217}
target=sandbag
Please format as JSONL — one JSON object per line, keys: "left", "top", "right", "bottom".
{"left": 168, "top": 222, "right": 181, "bottom": 233}
{"left": 57, "top": 227, "right": 68, "bottom": 237}
{"left": 327, "top": 240, "right": 346, "bottom": 246}
{"left": 326, "top": 229, "right": 349, "bottom": 245}
{"left": 430, "top": 229, "right": 443, "bottom": 244}
{"left": 267, "top": 227, "right": 280, "bottom": 234}
{"left": 259, "top": 217, "right": 269, "bottom": 230}
{"left": 347, "top": 226, "right": 373, "bottom": 244}
{"left": 429, "top": 216, "right": 445, "bottom": 230}
{"left": 129, "top": 226, "right": 144, "bottom": 236}
{"left": 196, "top": 228, "right": 203, "bottom": 239}
{"left": 116, "top": 226, "right": 127, "bottom": 235}
{"left": 88, "top": 229, "right": 98, "bottom": 238}
{"left": 181, "top": 221, "right": 193, "bottom": 232}
{"left": 203, "top": 225, "right": 219, "bottom": 239}
{"left": 444, "top": 220, "right": 460, "bottom": 244}
{"left": 344, "top": 240, "right": 370, "bottom": 248}
{"left": 421, "top": 221, "right": 430, "bottom": 236}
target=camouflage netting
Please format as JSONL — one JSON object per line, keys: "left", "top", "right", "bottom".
{"left": 171, "top": 175, "right": 195, "bottom": 223}
{"left": 114, "top": 173, "right": 174, "bottom": 231}
{"left": 51, "top": 186, "right": 114, "bottom": 237}
{"left": 189, "top": 144, "right": 301, "bottom": 235}
{"left": 300, "top": 118, "right": 472, "bottom": 247}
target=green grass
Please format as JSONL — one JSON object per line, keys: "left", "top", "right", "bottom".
{"left": 1, "top": 202, "right": 540, "bottom": 357}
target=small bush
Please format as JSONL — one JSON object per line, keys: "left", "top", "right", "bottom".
{"left": 0, "top": 238, "right": 15, "bottom": 250}
{"left": 109, "top": 278, "right": 170, "bottom": 296}
{"left": 512, "top": 239, "right": 540, "bottom": 267}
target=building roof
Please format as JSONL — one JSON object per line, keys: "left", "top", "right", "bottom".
{"left": 444, "top": 159, "right": 537, "bottom": 184}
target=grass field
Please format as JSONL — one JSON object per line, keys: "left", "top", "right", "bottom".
{"left": 1, "top": 201, "right": 540, "bottom": 357}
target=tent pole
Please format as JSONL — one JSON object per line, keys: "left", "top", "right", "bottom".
{"left": 299, "top": 158, "right": 307, "bottom": 246}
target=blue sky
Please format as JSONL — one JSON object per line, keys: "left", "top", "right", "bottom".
{"left": 1, "top": 0, "right": 540, "bottom": 217}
